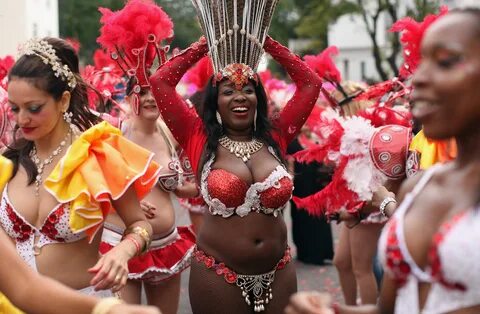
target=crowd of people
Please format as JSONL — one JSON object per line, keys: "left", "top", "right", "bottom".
{"left": 0, "top": 0, "right": 479, "bottom": 313}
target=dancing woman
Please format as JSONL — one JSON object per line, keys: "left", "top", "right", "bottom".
{"left": 150, "top": 2, "right": 321, "bottom": 312}
{"left": 286, "top": 7, "right": 480, "bottom": 314}
{"left": 2, "top": 37, "right": 158, "bottom": 296}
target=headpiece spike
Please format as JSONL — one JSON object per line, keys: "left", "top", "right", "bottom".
{"left": 192, "top": 0, "right": 279, "bottom": 89}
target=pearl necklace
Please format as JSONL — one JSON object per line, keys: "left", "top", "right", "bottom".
{"left": 30, "top": 128, "right": 72, "bottom": 196}
{"left": 219, "top": 135, "right": 264, "bottom": 162}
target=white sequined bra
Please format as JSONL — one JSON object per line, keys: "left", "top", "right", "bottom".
{"left": 0, "top": 185, "right": 85, "bottom": 270}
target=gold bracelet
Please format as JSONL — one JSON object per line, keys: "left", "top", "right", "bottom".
{"left": 123, "top": 226, "right": 151, "bottom": 253}
{"left": 91, "top": 297, "right": 124, "bottom": 314}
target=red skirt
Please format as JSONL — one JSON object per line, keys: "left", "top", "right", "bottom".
{"left": 100, "top": 224, "right": 196, "bottom": 284}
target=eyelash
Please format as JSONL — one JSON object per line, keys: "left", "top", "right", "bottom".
{"left": 10, "top": 105, "right": 43, "bottom": 114}
{"left": 437, "top": 56, "right": 462, "bottom": 68}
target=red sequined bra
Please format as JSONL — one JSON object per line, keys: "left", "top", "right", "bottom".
{"left": 0, "top": 185, "right": 85, "bottom": 270}
{"left": 200, "top": 149, "right": 293, "bottom": 218}
{"left": 378, "top": 165, "right": 480, "bottom": 313}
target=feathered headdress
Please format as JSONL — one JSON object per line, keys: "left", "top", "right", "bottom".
{"left": 293, "top": 108, "right": 411, "bottom": 219}
{"left": 304, "top": 46, "right": 363, "bottom": 108}
{"left": 354, "top": 78, "right": 412, "bottom": 128}
{"left": 192, "top": 0, "right": 279, "bottom": 90}
{"left": 97, "top": 0, "right": 173, "bottom": 114}
{"left": 390, "top": 6, "right": 449, "bottom": 78}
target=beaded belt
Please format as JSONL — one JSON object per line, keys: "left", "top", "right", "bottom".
{"left": 193, "top": 246, "right": 291, "bottom": 312}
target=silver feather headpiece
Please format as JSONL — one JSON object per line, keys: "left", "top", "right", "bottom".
{"left": 192, "top": 0, "right": 279, "bottom": 88}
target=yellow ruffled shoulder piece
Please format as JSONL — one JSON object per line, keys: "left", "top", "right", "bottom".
{"left": 409, "top": 129, "right": 457, "bottom": 169}
{"left": 0, "top": 156, "right": 13, "bottom": 194}
{"left": 44, "top": 121, "right": 161, "bottom": 241}
{"left": 0, "top": 293, "right": 24, "bottom": 314}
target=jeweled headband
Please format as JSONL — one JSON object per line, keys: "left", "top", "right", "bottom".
{"left": 18, "top": 39, "right": 77, "bottom": 89}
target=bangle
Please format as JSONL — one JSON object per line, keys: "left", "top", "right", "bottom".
{"left": 380, "top": 197, "right": 397, "bottom": 218}
{"left": 123, "top": 235, "right": 141, "bottom": 256}
{"left": 91, "top": 297, "right": 124, "bottom": 314}
{"left": 123, "top": 226, "right": 151, "bottom": 253}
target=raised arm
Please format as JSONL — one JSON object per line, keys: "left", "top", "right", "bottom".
{"left": 150, "top": 39, "right": 209, "bottom": 147}
{"left": 264, "top": 36, "right": 322, "bottom": 146}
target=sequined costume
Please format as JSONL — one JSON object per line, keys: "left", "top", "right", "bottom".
{"left": 0, "top": 122, "right": 160, "bottom": 296}
{"left": 99, "top": 121, "right": 196, "bottom": 284}
{"left": 150, "top": 36, "right": 321, "bottom": 311}
{"left": 378, "top": 164, "right": 480, "bottom": 313}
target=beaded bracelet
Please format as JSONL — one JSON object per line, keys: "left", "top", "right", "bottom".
{"left": 380, "top": 197, "right": 397, "bottom": 218}
{"left": 91, "top": 297, "right": 124, "bottom": 314}
{"left": 123, "top": 235, "right": 141, "bottom": 256}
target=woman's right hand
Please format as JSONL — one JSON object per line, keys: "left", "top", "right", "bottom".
{"left": 285, "top": 291, "right": 334, "bottom": 314}
{"left": 108, "top": 304, "right": 161, "bottom": 314}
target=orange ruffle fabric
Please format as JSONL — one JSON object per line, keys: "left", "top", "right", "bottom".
{"left": 44, "top": 121, "right": 161, "bottom": 241}
{"left": 409, "top": 130, "right": 457, "bottom": 169}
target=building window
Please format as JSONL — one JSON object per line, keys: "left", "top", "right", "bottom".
{"left": 343, "top": 59, "right": 350, "bottom": 81}
{"left": 360, "top": 61, "right": 366, "bottom": 80}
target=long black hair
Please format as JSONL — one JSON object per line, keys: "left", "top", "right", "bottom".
{"left": 4, "top": 37, "right": 100, "bottom": 184}
{"left": 198, "top": 77, "right": 284, "bottom": 171}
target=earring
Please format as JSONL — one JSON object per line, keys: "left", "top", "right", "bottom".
{"left": 63, "top": 111, "right": 73, "bottom": 124}
{"left": 253, "top": 109, "right": 257, "bottom": 132}
{"left": 216, "top": 111, "right": 222, "bottom": 125}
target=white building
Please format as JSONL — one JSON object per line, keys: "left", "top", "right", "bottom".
{"left": 327, "top": 0, "right": 471, "bottom": 82}
{"left": 0, "top": 0, "right": 59, "bottom": 57}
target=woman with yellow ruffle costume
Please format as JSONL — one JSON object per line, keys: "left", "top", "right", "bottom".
{"left": 1, "top": 36, "right": 161, "bottom": 303}
{"left": 0, "top": 156, "right": 160, "bottom": 312}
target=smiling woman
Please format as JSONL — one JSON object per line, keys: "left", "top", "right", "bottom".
{"left": 285, "top": 7, "right": 480, "bottom": 314}
{"left": 150, "top": 26, "right": 321, "bottom": 314}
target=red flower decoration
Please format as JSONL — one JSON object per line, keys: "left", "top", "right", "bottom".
{"left": 224, "top": 271, "right": 237, "bottom": 283}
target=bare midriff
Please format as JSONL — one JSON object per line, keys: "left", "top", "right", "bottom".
{"left": 197, "top": 211, "right": 288, "bottom": 274}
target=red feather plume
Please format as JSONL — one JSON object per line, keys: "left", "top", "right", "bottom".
{"left": 183, "top": 56, "right": 214, "bottom": 90}
{"left": 304, "top": 46, "right": 341, "bottom": 83}
{"left": 390, "top": 6, "right": 448, "bottom": 78}
{"left": 0, "top": 55, "right": 14, "bottom": 89}
{"left": 97, "top": 0, "right": 174, "bottom": 69}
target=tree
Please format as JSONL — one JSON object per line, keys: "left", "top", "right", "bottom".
{"left": 295, "top": 0, "right": 359, "bottom": 51}
{"left": 59, "top": 0, "right": 201, "bottom": 64}
{"left": 294, "top": 0, "right": 440, "bottom": 80}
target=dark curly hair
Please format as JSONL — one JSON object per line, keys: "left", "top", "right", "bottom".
{"left": 4, "top": 37, "right": 100, "bottom": 184}
{"left": 198, "top": 77, "right": 284, "bottom": 172}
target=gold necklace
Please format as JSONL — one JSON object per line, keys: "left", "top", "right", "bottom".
{"left": 219, "top": 135, "right": 264, "bottom": 162}
{"left": 30, "top": 128, "right": 72, "bottom": 196}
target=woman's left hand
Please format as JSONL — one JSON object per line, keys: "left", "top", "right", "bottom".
{"left": 88, "top": 247, "right": 131, "bottom": 292}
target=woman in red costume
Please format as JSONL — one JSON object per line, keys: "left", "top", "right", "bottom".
{"left": 96, "top": 1, "right": 197, "bottom": 313}
{"left": 149, "top": 1, "right": 321, "bottom": 312}
{"left": 286, "top": 7, "right": 480, "bottom": 314}
{"left": 2, "top": 37, "right": 158, "bottom": 297}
